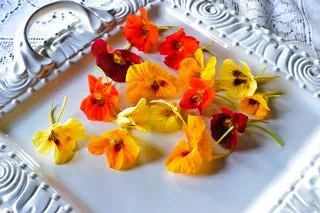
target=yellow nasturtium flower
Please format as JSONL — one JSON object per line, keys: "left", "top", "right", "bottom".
{"left": 32, "top": 97, "right": 86, "bottom": 164}
{"left": 148, "top": 100, "right": 184, "bottom": 133}
{"left": 219, "top": 59, "right": 257, "bottom": 99}
{"left": 88, "top": 129, "right": 140, "bottom": 170}
{"left": 165, "top": 115, "right": 212, "bottom": 174}
{"left": 116, "top": 98, "right": 150, "bottom": 132}
{"left": 178, "top": 48, "right": 216, "bottom": 91}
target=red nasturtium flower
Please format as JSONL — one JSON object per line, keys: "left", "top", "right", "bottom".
{"left": 211, "top": 107, "right": 248, "bottom": 149}
{"left": 80, "top": 75, "right": 120, "bottom": 121}
{"left": 123, "top": 8, "right": 159, "bottom": 52}
{"left": 180, "top": 78, "right": 215, "bottom": 114}
{"left": 158, "top": 28, "right": 199, "bottom": 69}
{"left": 91, "top": 39, "right": 141, "bottom": 82}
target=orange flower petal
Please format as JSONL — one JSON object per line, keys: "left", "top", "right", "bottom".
{"left": 139, "top": 8, "right": 149, "bottom": 23}
{"left": 105, "top": 144, "right": 124, "bottom": 170}
{"left": 165, "top": 140, "right": 203, "bottom": 174}
{"left": 189, "top": 78, "right": 206, "bottom": 90}
{"left": 88, "top": 136, "right": 110, "bottom": 155}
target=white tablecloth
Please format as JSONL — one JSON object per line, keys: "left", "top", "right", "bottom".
{"left": 0, "top": 0, "right": 319, "bottom": 71}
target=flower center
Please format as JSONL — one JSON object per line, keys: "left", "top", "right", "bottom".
{"left": 49, "top": 130, "right": 62, "bottom": 150}
{"left": 190, "top": 95, "right": 199, "bottom": 103}
{"left": 141, "top": 25, "right": 149, "bottom": 36}
{"left": 233, "top": 78, "right": 247, "bottom": 86}
{"left": 113, "top": 51, "right": 126, "bottom": 65}
{"left": 175, "top": 41, "right": 183, "bottom": 51}
{"left": 248, "top": 98, "right": 258, "bottom": 105}
{"left": 151, "top": 80, "right": 167, "bottom": 93}
{"left": 112, "top": 139, "right": 123, "bottom": 152}
{"left": 93, "top": 98, "right": 106, "bottom": 106}
{"left": 222, "top": 118, "right": 233, "bottom": 129}
{"left": 232, "top": 70, "right": 245, "bottom": 77}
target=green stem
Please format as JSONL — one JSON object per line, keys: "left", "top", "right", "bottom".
{"left": 149, "top": 99, "right": 186, "bottom": 124}
{"left": 124, "top": 43, "right": 131, "bottom": 50}
{"left": 157, "top": 25, "right": 179, "bottom": 31}
{"left": 212, "top": 149, "right": 235, "bottom": 159}
{"left": 95, "top": 65, "right": 108, "bottom": 81}
{"left": 213, "top": 126, "right": 235, "bottom": 146}
{"left": 49, "top": 102, "right": 54, "bottom": 126}
{"left": 255, "top": 66, "right": 268, "bottom": 79}
{"left": 202, "top": 48, "right": 214, "bottom": 56}
{"left": 247, "top": 122, "right": 283, "bottom": 146}
{"left": 255, "top": 76, "right": 280, "bottom": 83}
{"left": 56, "top": 96, "right": 68, "bottom": 124}
{"left": 215, "top": 94, "right": 236, "bottom": 110}
{"left": 248, "top": 118, "right": 270, "bottom": 124}
{"left": 264, "top": 90, "right": 290, "bottom": 97}
{"left": 201, "top": 40, "right": 215, "bottom": 49}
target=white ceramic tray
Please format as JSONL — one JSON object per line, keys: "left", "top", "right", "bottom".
{"left": 1, "top": 0, "right": 320, "bottom": 212}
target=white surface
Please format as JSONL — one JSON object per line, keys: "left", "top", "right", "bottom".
{"left": 1, "top": 1, "right": 320, "bottom": 213}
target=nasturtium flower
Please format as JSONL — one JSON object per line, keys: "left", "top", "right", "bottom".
{"left": 240, "top": 93, "right": 270, "bottom": 120}
{"left": 148, "top": 100, "right": 183, "bottom": 132}
{"left": 158, "top": 28, "right": 199, "bottom": 69}
{"left": 80, "top": 75, "right": 120, "bottom": 121}
{"left": 33, "top": 97, "right": 86, "bottom": 164}
{"left": 125, "top": 61, "right": 179, "bottom": 104}
{"left": 88, "top": 129, "right": 140, "bottom": 170}
{"left": 178, "top": 48, "right": 216, "bottom": 91}
{"left": 211, "top": 107, "right": 248, "bottom": 149}
{"left": 123, "top": 8, "right": 158, "bottom": 52}
{"left": 180, "top": 78, "right": 215, "bottom": 114}
{"left": 91, "top": 39, "right": 141, "bottom": 82}
{"left": 165, "top": 115, "right": 212, "bottom": 174}
{"left": 219, "top": 59, "right": 257, "bottom": 99}
{"left": 116, "top": 98, "right": 150, "bottom": 132}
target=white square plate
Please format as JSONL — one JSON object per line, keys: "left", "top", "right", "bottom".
{"left": 1, "top": 1, "right": 320, "bottom": 212}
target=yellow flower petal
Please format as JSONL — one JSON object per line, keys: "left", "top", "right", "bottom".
{"left": 194, "top": 48, "right": 204, "bottom": 68}
{"left": 185, "top": 115, "right": 206, "bottom": 146}
{"left": 32, "top": 130, "right": 54, "bottom": 156}
{"left": 201, "top": 56, "right": 216, "bottom": 82}
{"left": 126, "top": 61, "right": 179, "bottom": 104}
{"left": 105, "top": 144, "right": 124, "bottom": 170}
{"left": 116, "top": 98, "right": 150, "bottom": 132}
{"left": 148, "top": 102, "right": 183, "bottom": 132}
{"left": 197, "top": 130, "right": 212, "bottom": 162}
{"left": 61, "top": 118, "right": 86, "bottom": 141}
{"left": 165, "top": 140, "right": 203, "bottom": 174}
{"left": 53, "top": 139, "right": 76, "bottom": 164}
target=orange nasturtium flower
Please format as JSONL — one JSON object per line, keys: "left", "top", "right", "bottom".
{"left": 165, "top": 115, "right": 212, "bottom": 174}
{"left": 219, "top": 59, "right": 257, "bottom": 99}
{"left": 240, "top": 93, "right": 270, "bottom": 120}
{"left": 180, "top": 78, "right": 215, "bottom": 114}
{"left": 158, "top": 28, "right": 199, "bottom": 69}
{"left": 88, "top": 129, "right": 140, "bottom": 170}
{"left": 125, "top": 61, "right": 179, "bottom": 104}
{"left": 80, "top": 75, "right": 120, "bottom": 121}
{"left": 178, "top": 48, "right": 216, "bottom": 91}
{"left": 33, "top": 97, "right": 86, "bottom": 164}
{"left": 123, "top": 8, "right": 158, "bottom": 52}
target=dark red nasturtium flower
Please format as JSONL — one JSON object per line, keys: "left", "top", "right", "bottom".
{"left": 211, "top": 107, "right": 248, "bottom": 149}
{"left": 91, "top": 39, "right": 141, "bottom": 82}
{"left": 158, "top": 28, "right": 199, "bottom": 69}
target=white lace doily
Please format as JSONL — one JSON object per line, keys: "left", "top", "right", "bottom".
{"left": 0, "top": 0, "right": 319, "bottom": 71}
